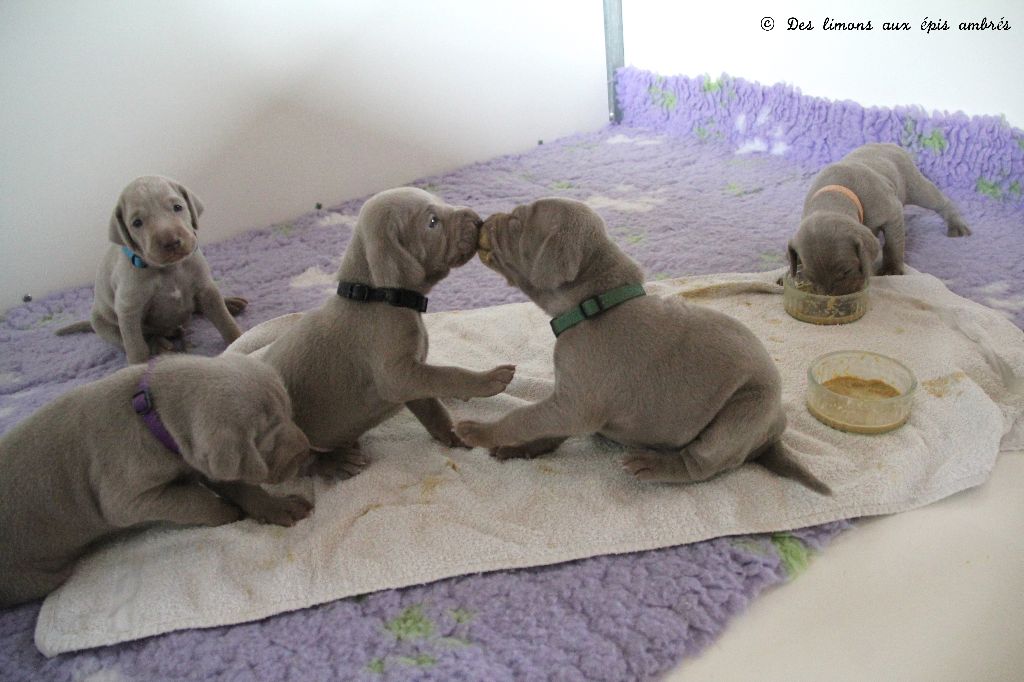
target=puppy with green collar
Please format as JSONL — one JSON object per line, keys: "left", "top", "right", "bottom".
{"left": 458, "top": 198, "right": 828, "bottom": 493}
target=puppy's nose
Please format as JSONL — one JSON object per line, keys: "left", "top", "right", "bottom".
{"left": 161, "top": 237, "right": 183, "bottom": 251}
{"left": 474, "top": 218, "right": 483, "bottom": 229}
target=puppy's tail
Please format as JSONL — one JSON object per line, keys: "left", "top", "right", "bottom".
{"left": 54, "top": 320, "right": 94, "bottom": 336}
{"left": 754, "top": 440, "right": 832, "bottom": 496}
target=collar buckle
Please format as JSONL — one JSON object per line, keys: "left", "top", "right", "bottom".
{"left": 131, "top": 389, "right": 153, "bottom": 415}
{"left": 347, "top": 283, "right": 370, "bottom": 301}
{"left": 579, "top": 296, "right": 605, "bottom": 318}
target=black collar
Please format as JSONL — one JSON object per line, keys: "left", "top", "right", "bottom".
{"left": 337, "top": 281, "right": 428, "bottom": 312}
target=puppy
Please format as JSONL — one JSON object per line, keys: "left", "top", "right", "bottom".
{"left": 0, "top": 353, "right": 313, "bottom": 607}
{"left": 257, "top": 187, "right": 515, "bottom": 479}
{"left": 56, "top": 176, "right": 247, "bottom": 363}
{"left": 788, "top": 143, "right": 970, "bottom": 294}
{"left": 455, "top": 198, "right": 828, "bottom": 493}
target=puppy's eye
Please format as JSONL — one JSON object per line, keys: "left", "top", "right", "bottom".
{"left": 131, "top": 218, "right": 143, "bottom": 228}
{"left": 427, "top": 215, "right": 440, "bottom": 229}
{"left": 173, "top": 204, "right": 184, "bottom": 212}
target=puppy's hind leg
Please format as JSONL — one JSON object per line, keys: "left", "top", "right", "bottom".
{"left": 624, "top": 390, "right": 783, "bottom": 484}
{"left": 903, "top": 164, "right": 971, "bottom": 236}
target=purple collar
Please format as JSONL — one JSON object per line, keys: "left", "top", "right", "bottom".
{"left": 131, "top": 358, "right": 181, "bottom": 454}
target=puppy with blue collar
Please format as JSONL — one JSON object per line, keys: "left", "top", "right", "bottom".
{"left": 56, "top": 176, "right": 247, "bottom": 364}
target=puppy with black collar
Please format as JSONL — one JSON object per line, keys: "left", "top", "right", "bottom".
{"left": 254, "top": 187, "right": 515, "bottom": 480}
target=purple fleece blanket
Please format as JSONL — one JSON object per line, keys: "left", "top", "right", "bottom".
{"left": 1, "top": 67, "right": 1021, "bottom": 679}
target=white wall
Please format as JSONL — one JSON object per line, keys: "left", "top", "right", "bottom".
{"left": 0, "top": 0, "right": 608, "bottom": 311}
{"left": 624, "top": 0, "right": 1023, "bottom": 125}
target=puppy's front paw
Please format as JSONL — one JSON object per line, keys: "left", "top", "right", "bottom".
{"left": 432, "top": 428, "right": 470, "bottom": 449}
{"left": 225, "top": 296, "right": 249, "bottom": 315}
{"left": 876, "top": 263, "right": 904, "bottom": 277}
{"left": 246, "top": 494, "right": 313, "bottom": 527}
{"left": 453, "top": 420, "right": 495, "bottom": 449}
{"left": 469, "top": 364, "right": 516, "bottom": 398}
{"left": 946, "top": 220, "right": 971, "bottom": 237}
{"left": 307, "top": 447, "right": 370, "bottom": 481}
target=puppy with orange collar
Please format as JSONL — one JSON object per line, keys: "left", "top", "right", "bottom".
{"left": 787, "top": 143, "right": 970, "bottom": 295}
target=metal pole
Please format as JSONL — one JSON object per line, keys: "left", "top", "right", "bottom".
{"left": 603, "top": 0, "right": 624, "bottom": 122}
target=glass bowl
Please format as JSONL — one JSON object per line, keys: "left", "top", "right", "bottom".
{"left": 806, "top": 351, "right": 917, "bottom": 434}
{"left": 783, "top": 272, "right": 868, "bottom": 325}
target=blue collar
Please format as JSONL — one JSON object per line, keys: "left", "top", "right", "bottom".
{"left": 122, "top": 246, "right": 148, "bottom": 269}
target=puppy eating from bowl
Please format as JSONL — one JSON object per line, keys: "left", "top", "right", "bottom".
{"left": 457, "top": 198, "right": 828, "bottom": 493}
{"left": 788, "top": 143, "right": 971, "bottom": 295}
{"left": 256, "top": 187, "right": 516, "bottom": 480}
{"left": 0, "top": 353, "right": 314, "bottom": 607}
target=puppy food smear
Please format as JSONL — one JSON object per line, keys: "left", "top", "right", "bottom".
{"left": 822, "top": 375, "right": 900, "bottom": 399}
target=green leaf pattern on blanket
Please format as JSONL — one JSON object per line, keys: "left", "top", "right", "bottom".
{"left": 368, "top": 604, "right": 477, "bottom": 673}
{"left": 976, "top": 178, "right": 1002, "bottom": 199}
{"left": 385, "top": 605, "right": 434, "bottom": 641}
{"left": 648, "top": 77, "right": 678, "bottom": 112}
{"left": 900, "top": 119, "right": 947, "bottom": 154}
{"left": 771, "top": 533, "right": 811, "bottom": 578}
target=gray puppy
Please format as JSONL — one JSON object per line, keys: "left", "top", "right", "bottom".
{"left": 788, "top": 143, "right": 970, "bottom": 294}
{"left": 257, "top": 187, "right": 515, "bottom": 479}
{"left": 0, "top": 353, "right": 313, "bottom": 607}
{"left": 455, "top": 198, "right": 828, "bottom": 493}
{"left": 56, "top": 176, "right": 247, "bottom": 363}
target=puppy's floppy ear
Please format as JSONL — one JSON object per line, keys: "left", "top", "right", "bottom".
{"left": 108, "top": 200, "right": 129, "bottom": 246}
{"left": 787, "top": 240, "right": 800, "bottom": 277}
{"left": 852, "top": 227, "right": 880, "bottom": 279}
{"left": 529, "top": 230, "right": 585, "bottom": 290}
{"left": 362, "top": 212, "right": 427, "bottom": 287}
{"left": 168, "top": 180, "right": 204, "bottom": 230}
{"left": 187, "top": 428, "right": 270, "bottom": 483}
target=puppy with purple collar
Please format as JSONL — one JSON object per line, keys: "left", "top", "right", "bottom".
{"left": 0, "top": 353, "right": 313, "bottom": 607}
{"left": 57, "top": 176, "right": 247, "bottom": 363}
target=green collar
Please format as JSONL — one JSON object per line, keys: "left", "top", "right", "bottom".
{"left": 549, "top": 283, "right": 646, "bottom": 337}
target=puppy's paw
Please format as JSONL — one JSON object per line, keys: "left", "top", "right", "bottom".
{"left": 432, "top": 428, "right": 470, "bottom": 449}
{"left": 307, "top": 447, "right": 370, "bottom": 481}
{"left": 453, "top": 420, "right": 495, "bottom": 449}
{"left": 622, "top": 452, "right": 692, "bottom": 483}
{"left": 225, "top": 296, "right": 249, "bottom": 315}
{"left": 469, "top": 364, "right": 516, "bottom": 398}
{"left": 876, "top": 263, "right": 904, "bottom": 277}
{"left": 946, "top": 220, "right": 971, "bottom": 237}
{"left": 246, "top": 494, "right": 313, "bottom": 527}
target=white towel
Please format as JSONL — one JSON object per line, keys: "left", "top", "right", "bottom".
{"left": 35, "top": 269, "right": 1024, "bottom": 656}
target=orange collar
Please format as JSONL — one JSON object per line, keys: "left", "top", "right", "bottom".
{"left": 812, "top": 184, "right": 864, "bottom": 223}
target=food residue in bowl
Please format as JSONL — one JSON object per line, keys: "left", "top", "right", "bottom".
{"left": 821, "top": 375, "right": 901, "bottom": 400}
{"left": 783, "top": 271, "right": 868, "bottom": 325}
